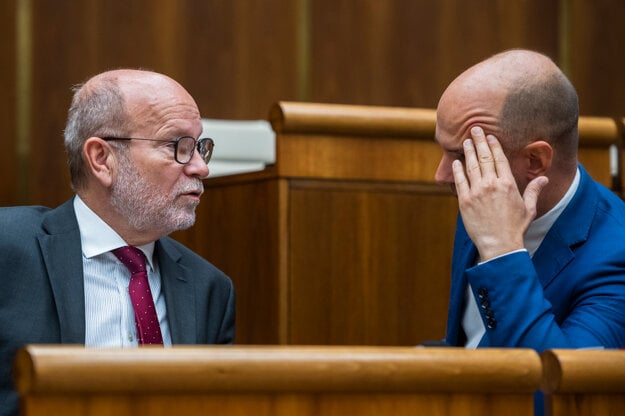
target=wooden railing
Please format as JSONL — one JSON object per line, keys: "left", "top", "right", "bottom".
{"left": 541, "top": 349, "right": 625, "bottom": 416}
{"left": 14, "top": 345, "right": 542, "bottom": 416}
{"left": 14, "top": 344, "right": 625, "bottom": 416}
{"left": 269, "top": 102, "right": 625, "bottom": 190}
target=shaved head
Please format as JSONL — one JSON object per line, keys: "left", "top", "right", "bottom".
{"left": 437, "top": 49, "right": 579, "bottom": 170}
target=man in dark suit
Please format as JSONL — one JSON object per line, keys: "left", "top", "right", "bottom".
{"left": 434, "top": 49, "right": 625, "bottom": 351}
{"left": 0, "top": 69, "right": 235, "bottom": 416}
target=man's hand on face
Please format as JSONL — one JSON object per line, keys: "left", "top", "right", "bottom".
{"left": 451, "top": 126, "right": 548, "bottom": 262}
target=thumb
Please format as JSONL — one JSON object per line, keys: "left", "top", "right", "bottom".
{"left": 523, "top": 176, "right": 549, "bottom": 217}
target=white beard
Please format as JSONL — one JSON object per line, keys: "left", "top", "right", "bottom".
{"left": 110, "top": 152, "right": 203, "bottom": 235}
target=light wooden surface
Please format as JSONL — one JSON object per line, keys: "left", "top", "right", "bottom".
{"left": 15, "top": 345, "right": 541, "bottom": 416}
{"left": 269, "top": 101, "right": 437, "bottom": 137}
{"left": 541, "top": 349, "right": 625, "bottom": 416}
{"left": 270, "top": 102, "right": 441, "bottom": 182}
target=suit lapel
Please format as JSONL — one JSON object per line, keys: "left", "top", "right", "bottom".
{"left": 446, "top": 215, "right": 477, "bottom": 346}
{"left": 157, "top": 239, "right": 197, "bottom": 344}
{"left": 38, "top": 199, "right": 86, "bottom": 343}
{"left": 531, "top": 234, "right": 575, "bottom": 288}
{"left": 532, "top": 166, "right": 596, "bottom": 288}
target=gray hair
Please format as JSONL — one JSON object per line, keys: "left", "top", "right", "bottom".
{"left": 63, "top": 77, "right": 130, "bottom": 191}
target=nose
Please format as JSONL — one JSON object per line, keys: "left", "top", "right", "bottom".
{"left": 434, "top": 155, "right": 454, "bottom": 185}
{"left": 184, "top": 150, "right": 210, "bottom": 179}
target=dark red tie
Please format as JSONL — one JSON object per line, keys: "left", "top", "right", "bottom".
{"left": 112, "top": 246, "right": 163, "bottom": 345}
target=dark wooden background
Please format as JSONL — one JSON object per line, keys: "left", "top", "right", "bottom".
{"left": 2, "top": 0, "right": 624, "bottom": 206}
{"left": 1, "top": 0, "right": 624, "bottom": 345}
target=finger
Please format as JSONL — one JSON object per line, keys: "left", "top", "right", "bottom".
{"left": 452, "top": 159, "right": 470, "bottom": 196}
{"left": 486, "top": 134, "right": 512, "bottom": 178}
{"left": 523, "top": 176, "right": 549, "bottom": 219}
{"left": 462, "top": 138, "right": 482, "bottom": 183}
{"left": 470, "top": 126, "right": 497, "bottom": 177}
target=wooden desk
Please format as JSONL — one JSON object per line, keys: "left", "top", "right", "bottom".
{"left": 14, "top": 345, "right": 542, "bottom": 416}
{"left": 541, "top": 349, "right": 625, "bottom": 416}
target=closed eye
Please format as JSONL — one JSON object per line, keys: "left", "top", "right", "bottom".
{"left": 446, "top": 149, "right": 465, "bottom": 163}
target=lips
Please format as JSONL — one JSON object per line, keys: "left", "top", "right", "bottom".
{"left": 178, "top": 180, "right": 204, "bottom": 199}
{"left": 181, "top": 189, "right": 203, "bottom": 201}
{"left": 186, "top": 189, "right": 203, "bottom": 197}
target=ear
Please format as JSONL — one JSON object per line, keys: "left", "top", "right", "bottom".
{"left": 83, "top": 137, "right": 116, "bottom": 188}
{"left": 522, "top": 140, "right": 553, "bottom": 178}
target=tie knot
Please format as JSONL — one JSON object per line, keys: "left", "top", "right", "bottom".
{"left": 113, "top": 246, "right": 146, "bottom": 274}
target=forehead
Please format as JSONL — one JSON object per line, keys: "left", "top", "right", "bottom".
{"left": 124, "top": 81, "right": 202, "bottom": 137}
{"left": 435, "top": 85, "right": 505, "bottom": 149}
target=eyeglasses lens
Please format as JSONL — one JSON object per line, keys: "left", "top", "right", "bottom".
{"left": 198, "top": 139, "right": 213, "bottom": 163}
{"left": 176, "top": 137, "right": 196, "bottom": 163}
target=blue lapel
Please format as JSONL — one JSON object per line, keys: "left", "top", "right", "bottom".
{"left": 157, "top": 238, "right": 198, "bottom": 344}
{"left": 531, "top": 166, "right": 595, "bottom": 288}
{"left": 37, "top": 198, "right": 86, "bottom": 343}
{"left": 446, "top": 215, "right": 477, "bottom": 346}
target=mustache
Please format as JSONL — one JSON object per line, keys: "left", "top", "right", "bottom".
{"left": 177, "top": 179, "right": 204, "bottom": 195}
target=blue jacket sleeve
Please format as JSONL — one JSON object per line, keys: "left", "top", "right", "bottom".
{"left": 468, "top": 250, "right": 625, "bottom": 351}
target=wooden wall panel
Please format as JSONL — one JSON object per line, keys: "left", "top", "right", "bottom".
{"left": 288, "top": 181, "right": 456, "bottom": 345}
{"left": 29, "top": 2, "right": 96, "bottom": 206}
{"left": 26, "top": 0, "right": 301, "bottom": 207}
{"left": 0, "top": 1, "right": 17, "bottom": 205}
{"left": 566, "top": 0, "right": 625, "bottom": 117}
{"left": 179, "top": 1, "right": 302, "bottom": 120}
{"left": 308, "top": 0, "right": 559, "bottom": 108}
{"left": 7, "top": 0, "right": 625, "bottom": 206}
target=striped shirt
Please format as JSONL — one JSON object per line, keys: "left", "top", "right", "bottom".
{"left": 74, "top": 196, "right": 172, "bottom": 347}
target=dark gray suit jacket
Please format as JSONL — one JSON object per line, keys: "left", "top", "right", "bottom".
{"left": 0, "top": 198, "right": 236, "bottom": 416}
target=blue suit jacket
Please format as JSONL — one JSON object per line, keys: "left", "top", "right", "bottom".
{"left": 445, "top": 165, "right": 625, "bottom": 350}
{"left": 0, "top": 198, "right": 235, "bottom": 416}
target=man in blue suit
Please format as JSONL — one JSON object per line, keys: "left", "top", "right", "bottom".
{"left": 435, "top": 49, "right": 625, "bottom": 351}
{"left": 0, "top": 69, "right": 235, "bottom": 416}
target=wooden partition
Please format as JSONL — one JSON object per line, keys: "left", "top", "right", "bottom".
{"left": 577, "top": 116, "right": 625, "bottom": 195}
{"left": 14, "top": 345, "right": 542, "bottom": 416}
{"left": 540, "top": 349, "right": 625, "bottom": 416}
{"left": 180, "top": 102, "right": 457, "bottom": 346}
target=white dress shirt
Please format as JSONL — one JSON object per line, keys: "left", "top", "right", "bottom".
{"left": 463, "top": 168, "right": 581, "bottom": 348}
{"left": 74, "top": 196, "right": 172, "bottom": 347}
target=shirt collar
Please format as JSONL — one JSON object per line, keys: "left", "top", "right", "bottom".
{"left": 524, "top": 167, "right": 581, "bottom": 256}
{"left": 73, "top": 195, "right": 156, "bottom": 270}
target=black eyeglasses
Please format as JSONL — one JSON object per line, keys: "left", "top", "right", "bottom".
{"left": 102, "top": 136, "right": 214, "bottom": 165}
